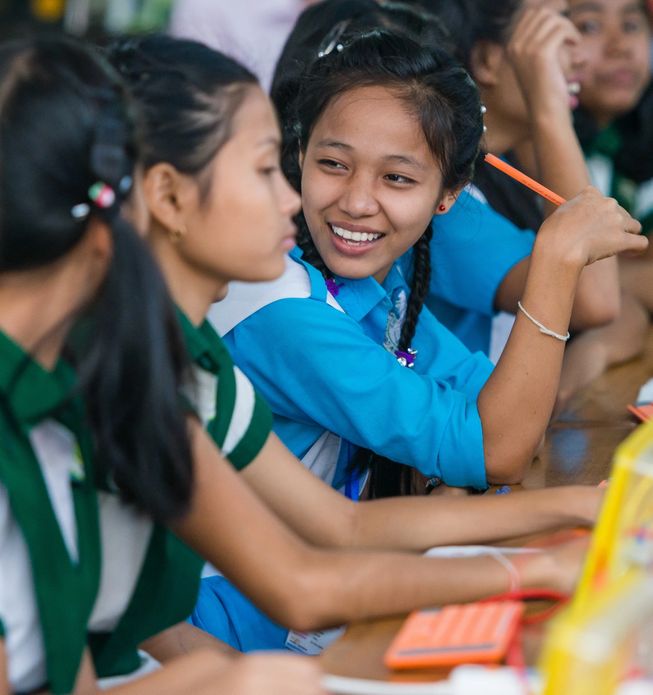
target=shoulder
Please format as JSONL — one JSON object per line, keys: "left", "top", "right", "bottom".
{"left": 209, "top": 251, "right": 341, "bottom": 336}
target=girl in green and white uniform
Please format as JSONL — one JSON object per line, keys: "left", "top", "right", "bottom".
{"left": 0, "top": 37, "right": 322, "bottom": 695}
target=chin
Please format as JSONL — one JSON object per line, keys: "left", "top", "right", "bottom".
{"left": 213, "top": 285, "right": 229, "bottom": 302}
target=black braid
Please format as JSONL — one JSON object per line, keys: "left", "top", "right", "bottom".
{"left": 399, "top": 225, "right": 432, "bottom": 352}
{"left": 296, "top": 212, "right": 331, "bottom": 278}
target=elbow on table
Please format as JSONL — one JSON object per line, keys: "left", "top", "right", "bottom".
{"left": 485, "top": 450, "right": 533, "bottom": 486}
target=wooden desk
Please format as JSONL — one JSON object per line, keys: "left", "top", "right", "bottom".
{"left": 321, "top": 330, "right": 653, "bottom": 681}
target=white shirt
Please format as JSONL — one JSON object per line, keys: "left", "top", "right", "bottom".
{"left": 169, "top": 0, "right": 315, "bottom": 90}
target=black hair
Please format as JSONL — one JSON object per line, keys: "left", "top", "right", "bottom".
{"left": 415, "top": 0, "right": 522, "bottom": 67}
{"left": 0, "top": 37, "right": 193, "bottom": 523}
{"left": 275, "top": 26, "right": 482, "bottom": 497}
{"left": 272, "top": 0, "right": 454, "bottom": 129}
{"left": 106, "top": 34, "right": 258, "bottom": 200}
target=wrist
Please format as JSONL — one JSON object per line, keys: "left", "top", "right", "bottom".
{"left": 531, "top": 231, "right": 585, "bottom": 276}
{"left": 518, "top": 550, "right": 558, "bottom": 591}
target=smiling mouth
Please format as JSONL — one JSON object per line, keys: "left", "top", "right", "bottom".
{"left": 329, "top": 224, "right": 383, "bottom": 245}
{"left": 567, "top": 81, "right": 581, "bottom": 97}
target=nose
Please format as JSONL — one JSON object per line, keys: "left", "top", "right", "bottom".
{"left": 566, "top": 25, "right": 589, "bottom": 78}
{"left": 338, "top": 171, "right": 380, "bottom": 218}
{"left": 604, "top": 23, "right": 632, "bottom": 58}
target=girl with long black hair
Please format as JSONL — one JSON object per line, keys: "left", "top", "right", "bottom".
{"left": 0, "top": 36, "right": 323, "bottom": 695}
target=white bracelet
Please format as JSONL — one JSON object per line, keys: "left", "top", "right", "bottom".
{"left": 487, "top": 549, "right": 521, "bottom": 593}
{"left": 517, "top": 301, "right": 570, "bottom": 342}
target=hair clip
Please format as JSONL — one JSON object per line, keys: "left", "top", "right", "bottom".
{"left": 118, "top": 175, "right": 133, "bottom": 195}
{"left": 88, "top": 181, "right": 116, "bottom": 209}
{"left": 71, "top": 203, "right": 91, "bottom": 220}
{"left": 395, "top": 348, "right": 417, "bottom": 368}
{"left": 317, "top": 19, "right": 351, "bottom": 58}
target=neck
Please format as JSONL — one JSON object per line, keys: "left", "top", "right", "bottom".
{"left": 149, "top": 234, "right": 227, "bottom": 327}
{"left": 0, "top": 267, "right": 81, "bottom": 370}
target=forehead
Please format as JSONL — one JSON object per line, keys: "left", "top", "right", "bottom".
{"left": 568, "top": 0, "right": 646, "bottom": 12}
{"left": 312, "top": 85, "right": 434, "bottom": 162}
{"left": 230, "top": 86, "right": 279, "bottom": 140}
{"left": 521, "top": 0, "right": 569, "bottom": 12}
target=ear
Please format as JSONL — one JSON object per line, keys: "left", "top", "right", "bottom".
{"left": 433, "top": 188, "right": 461, "bottom": 216}
{"left": 298, "top": 149, "right": 305, "bottom": 170}
{"left": 142, "top": 163, "right": 196, "bottom": 234}
{"left": 469, "top": 40, "right": 505, "bottom": 88}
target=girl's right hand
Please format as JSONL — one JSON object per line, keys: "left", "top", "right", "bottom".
{"left": 220, "top": 654, "right": 327, "bottom": 695}
{"left": 536, "top": 187, "right": 647, "bottom": 268}
{"left": 521, "top": 536, "right": 591, "bottom": 595}
{"left": 507, "top": 6, "right": 585, "bottom": 121}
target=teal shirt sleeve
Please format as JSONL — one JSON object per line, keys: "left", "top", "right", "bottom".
{"left": 428, "top": 189, "right": 535, "bottom": 315}
{"left": 224, "top": 298, "right": 491, "bottom": 489}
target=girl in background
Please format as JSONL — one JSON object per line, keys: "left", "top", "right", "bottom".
{"left": 570, "top": 0, "right": 653, "bottom": 317}
{"left": 108, "top": 32, "right": 605, "bottom": 654}
{"left": 425, "top": 0, "right": 652, "bottom": 404}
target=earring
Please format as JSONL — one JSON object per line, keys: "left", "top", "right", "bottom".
{"left": 438, "top": 204, "right": 447, "bottom": 212}
{"left": 169, "top": 227, "right": 186, "bottom": 243}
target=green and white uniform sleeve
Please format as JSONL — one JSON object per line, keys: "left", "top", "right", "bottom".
{"left": 177, "top": 309, "right": 273, "bottom": 470}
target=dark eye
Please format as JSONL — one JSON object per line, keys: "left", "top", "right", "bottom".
{"left": 385, "top": 173, "right": 415, "bottom": 185}
{"left": 623, "top": 16, "right": 647, "bottom": 33}
{"left": 317, "top": 158, "right": 347, "bottom": 170}
{"left": 575, "top": 18, "right": 601, "bottom": 35}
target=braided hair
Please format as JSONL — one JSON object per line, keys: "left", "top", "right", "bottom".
{"left": 0, "top": 37, "right": 193, "bottom": 523}
{"left": 275, "top": 28, "right": 482, "bottom": 496}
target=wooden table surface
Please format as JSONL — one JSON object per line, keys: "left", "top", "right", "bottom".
{"left": 321, "top": 330, "right": 653, "bottom": 682}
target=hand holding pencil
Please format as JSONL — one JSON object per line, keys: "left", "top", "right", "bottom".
{"left": 483, "top": 152, "right": 647, "bottom": 264}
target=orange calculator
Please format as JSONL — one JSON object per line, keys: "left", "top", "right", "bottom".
{"left": 384, "top": 601, "right": 524, "bottom": 670}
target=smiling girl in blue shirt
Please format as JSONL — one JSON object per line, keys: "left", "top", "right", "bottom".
{"left": 214, "top": 24, "right": 644, "bottom": 501}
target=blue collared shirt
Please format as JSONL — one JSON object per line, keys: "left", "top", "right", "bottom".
{"left": 218, "top": 243, "right": 494, "bottom": 489}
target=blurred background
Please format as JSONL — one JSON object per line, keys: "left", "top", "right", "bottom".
{"left": 0, "top": 0, "right": 173, "bottom": 40}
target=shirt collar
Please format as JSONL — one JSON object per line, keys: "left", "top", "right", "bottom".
{"left": 291, "top": 246, "right": 407, "bottom": 322}
{"left": 0, "top": 330, "right": 76, "bottom": 423}
{"left": 175, "top": 307, "right": 226, "bottom": 374}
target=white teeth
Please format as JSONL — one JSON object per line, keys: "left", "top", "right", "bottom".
{"left": 567, "top": 82, "right": 581, "bottom": 95}
{"left": 331, "top": 225, "right": 382, "bottom": 242}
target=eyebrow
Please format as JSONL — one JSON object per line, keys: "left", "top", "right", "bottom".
{"left": 569, "top": 0, "right": 645, "bottom": 12}
{"left": 256, "top": 136, "right": 280, "bottom": 149}
{"left": 568, "top": 1, "right": 603, "bottom": 13}
{"left": 315, "top": 140, "right": 426, "bottom": 170}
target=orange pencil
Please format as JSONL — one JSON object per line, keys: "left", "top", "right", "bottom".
{"left": 484, "top": 153, "right": 567, "bottom": 207}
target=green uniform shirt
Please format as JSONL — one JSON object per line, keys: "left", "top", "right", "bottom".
{"left": 0, "top": 330, "right": 202, "bottom": 694}
{"left": 585, "top": 124, "right": 653, "bottom": 235}
{"left": 177, "top": 308, "right": 273, "bottom": 469}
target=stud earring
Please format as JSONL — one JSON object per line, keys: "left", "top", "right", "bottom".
{"left": 169, "top": 227, "right": 186, "bottom": 244}
{"left": 438, "top": 204, "right": 447, "bottom": 212}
